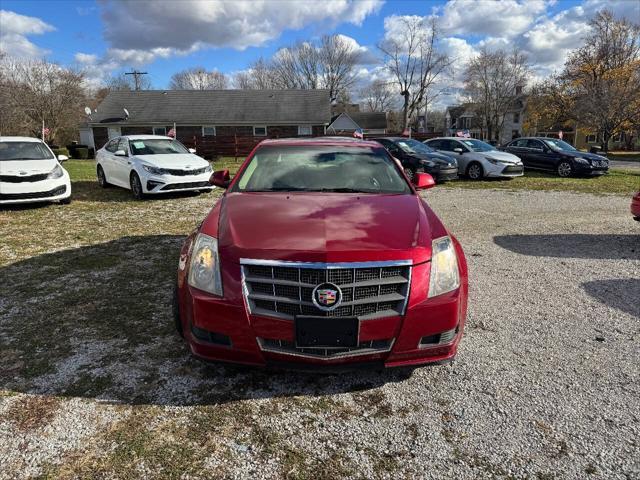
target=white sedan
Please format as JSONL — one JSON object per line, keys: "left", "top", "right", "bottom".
{"left": 0, "top": 136, "right": 71, "bottom": 205}
{"left": 425, "top": 137, "right": 524, "bottom": 180}
{"left": 95, "top": 135, "right": 214, "bottom": 199}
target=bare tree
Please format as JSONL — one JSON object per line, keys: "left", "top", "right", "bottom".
{"left": 318, "top": 35, "right": 360, "bottom": 101}
{"left": 233, "top": 58, "right": 280, "bottom": 89}
{"left": 359, "top": 79, "right": 396, "bottom": 112}
{"left": 169, "top": 67, "right": 228, "bottom": 90}
{"left": 0, "top": 56, "right": 86, "bottom": 145}
{"left": 560, "top": 10, "right": 640, "bottom": 151}
{"left": 463, "top": 47, "right": 529, "bottom": 142}
{"left": 379, "top": 17, "right": 451, "bottom": 130}
{"left": 106, "top": 72, "right": 152, "bottom": 91}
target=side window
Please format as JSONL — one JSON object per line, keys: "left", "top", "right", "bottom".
{"left": 527, "top": 139, "right": 544, "bottom": 151}
{"left": 105, "top": 139, "right": 118, "bottom": 153}
{"left": 511, "top": 139, "right": 528, "bottom": 148}
{"left": 386, "top": 142, "right": 401, "bottom": 155}
{"left": 117, "top": 138, "right": 129, "bottom": 154}
{"left": 427, "top": 140, "right": 441, "bottom": 150}
{"left": 442, "top": 140, "right": 458, "bottom": 151}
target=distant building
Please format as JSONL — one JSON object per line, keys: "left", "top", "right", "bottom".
{"left": 80, "top": 89, "right": 332, "bottom": 149}
{"left": 445, "top": 89, "right": 527, "bottom": 144}
{"left": 327, "top": 112, "right": 388, "bottom": 135}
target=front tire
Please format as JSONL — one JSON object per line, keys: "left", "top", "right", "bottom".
{"left": 130, "top": 171, "right": 145, "bottom": 200}
{"left": 467, "top": 162, "right": 484, "bottom": 180}
{"left": 557, "top": 161, "right": 573, "bottom": 177}
{"left": 97, "top": 165, "right": 110, "bottom": 188}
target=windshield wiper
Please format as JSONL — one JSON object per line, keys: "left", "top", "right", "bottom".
{"left": 314, "top": 187, "right": 375, "bottom": 193}
{"left": 246, "top": 187, "right": 310, "bottom": 192}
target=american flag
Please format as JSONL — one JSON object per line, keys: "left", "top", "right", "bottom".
{"left": 167, "top": 128, "right": 176, "bottom": 138}
{"left": 456, "top": 130, "right": 471, "bottom": 138}
{"left": 401, "top": 127, "right": 411, "bottom": 137}
{"left": 42, "top": 127, "right": 50, "bottom": 137}
{"left": 353, "top": 128, "right": 364, "bottom": 139}
{"left": 558, "top": 130, "right": 563, "bottom": 140}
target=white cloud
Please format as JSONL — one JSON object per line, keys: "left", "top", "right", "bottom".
{"left": 334, "top": 34, "right": 379, "bottom": 65}
{"left": 0, "top": 10, "right": 55, "bottom": 58}
{"left": 438, "top": 0, "right": 548, "bottom": 38}
{"left": 99, "top": 0, "right": 383, "bottom": 53}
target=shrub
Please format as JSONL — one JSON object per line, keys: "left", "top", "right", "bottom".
{"left": 51, "top": 147, "right": 69, "bottom": 158}
{"left": 75, "top": 147, "right": 89, "bottom": 159}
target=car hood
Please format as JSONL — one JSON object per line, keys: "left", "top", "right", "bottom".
{"left": 0, "top": 159, "right": 58, "bottom": 175}
{"left": 214, "top": 192, "right": 435, "bottom": 264}
{"left": 562, "top": 151, "right": 608, "bottom": 162}
{"left": 411, "top": 152, "right": 456, "bottom": 165}
{"left": 477, "top": 150, "right": 521, "bottom": 163}
{"left": 133, "top": 153, "right": 209, "bottom": 168}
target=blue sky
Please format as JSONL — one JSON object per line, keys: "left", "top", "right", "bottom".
{"left": 1, "top": 0, "right": 636, "bottom": 93}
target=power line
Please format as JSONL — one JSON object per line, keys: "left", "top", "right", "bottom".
{"left": 125, "top": 70, "right": 148, "bottom": 91}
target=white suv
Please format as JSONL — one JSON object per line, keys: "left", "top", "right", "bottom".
{"left": 95, "top": 135, "right": 213, "bottom": 199}
{"left": 425, "top": 137, "right": 524, "bottom": 180}
{"left": 0, "top": 136, "right": 71, "bottom": 205}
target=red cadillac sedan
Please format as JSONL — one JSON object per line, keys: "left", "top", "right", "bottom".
{"left": 174, "top": 138, "right": 468, "bottom": 369}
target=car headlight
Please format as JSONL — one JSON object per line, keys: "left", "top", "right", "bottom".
{"left": 188, "top": 233, "right": 223, "bottom": 296}
{"left": 205, "top": 164, "right": 213, "bottom": 173}
{"left": 421, "top": 160, "right": 435, "bottom": 167}
{"left": 47, "top": 164, "right": 64, "bottom": 179}
{"left": 574, "top": 157, "right": 589, "bottom": 164}
{"left": 142, "top": 165, "right": 165, "bottom": 175}
{"left": 428, "top": 236, "right": 460, "bottom": 298}
{"left": 485, "top": 157, "right": 500, "bottom": 165}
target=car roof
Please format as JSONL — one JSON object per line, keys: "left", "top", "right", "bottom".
{"left": 370, "top": 137, "right": 414, "bottom": 142}
{"left": 426, "top": 137, "right": 470, "bottom": 141}
{"left": 258, "top": 137, "right": 382, "bottom": 148}
{"left": 0, "top": 136, "right": 46, "bottom": 143}
{"left": 120, "top": 135, "right": 173, "bottom": 140}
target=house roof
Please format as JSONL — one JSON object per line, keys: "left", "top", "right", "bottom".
{"left": 88, "top": 90, "right": 331, "bottom": 125}
{"left": 328, "top": 112, "right": 387, "bottom": 131}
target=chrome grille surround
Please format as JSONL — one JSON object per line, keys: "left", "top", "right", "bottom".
{"left": 257, "top": 337, "right": 394, "bottom": 359}
{"left": 241, "top": 259, "right": 412, "bottom": 321}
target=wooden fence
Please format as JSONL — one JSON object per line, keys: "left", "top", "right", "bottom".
{"left": 181, "top": 132, "right": 443, "bottom": 160}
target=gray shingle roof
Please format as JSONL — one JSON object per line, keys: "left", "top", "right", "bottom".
{"left": 348, "top": 112, "right": 388, "bottom": 130}
{"left": 89, "top": 90, "right": 331, "bottom": 125}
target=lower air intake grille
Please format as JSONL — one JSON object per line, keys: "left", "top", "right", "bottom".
{"left": 258, "top": 337, "right": 393, "bottom": 359}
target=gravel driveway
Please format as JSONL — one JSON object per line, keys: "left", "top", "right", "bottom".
{"left": 1, "top": 188, "right": 638, "bottom": 479}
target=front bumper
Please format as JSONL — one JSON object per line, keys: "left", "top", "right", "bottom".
{"left": 486, "top": 163, "right": 524, "bottom": 178}
{"left": 178, "top": 252, "right": 468, "bottom": 369}
{"left": 574, "top": 162, "right": 609, "bottom": 176}
{"left": 141, "top": 171, "right": 214, "bottom": 194}
{"left": 426, "top": 166, "right": 459, "bottom": 182}
{"left": 0, "top": 175, "right": 71, "bottom": 205}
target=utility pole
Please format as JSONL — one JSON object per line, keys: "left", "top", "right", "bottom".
{"left": 125, "top": 70, "right": 148, "bottom": 91}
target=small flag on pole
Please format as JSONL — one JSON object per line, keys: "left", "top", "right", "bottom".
{"left": 167, "top": 127, "right": 176, "bottom": 138}
{"left": 43, "top": 127, "right": 50, "bottom": 138}
{"left": 558, "top": 130, "right": 563, "bottom": 140}
{"left": 401, "top": 127, "right": 411, "bottom": 137}
{"left": 353, "top": 128, "right": 364, "bottom": 139}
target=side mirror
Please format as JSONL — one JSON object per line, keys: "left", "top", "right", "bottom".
{"left": 413, "top": 172, "right": 436, "bottom": 190}
{"left": 209, "top": 169, "right": 230, "bottom": 188}
{"left": 114, "top": 149, "right": 127, "bottom": 157}
{"left": 453, "top": 148, "right": 464, "bottom": 154}
{"left": 188, "top": 148, "right": 196, "bottom": 154}
{"left": 57, "top": 154, "right": 68, "bottom": 162}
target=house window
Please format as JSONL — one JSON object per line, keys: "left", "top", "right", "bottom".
{"left": 253, "top": 126, "right": 267, "bottom": 136}
{"left": 202, "top": 126, "right": 216, "bottom": 137}
{"left": 298, "top": 125, "right": 313, "bottom": 136}
{"left": 586, "top": 134, "right": 596, "bottom": 143}
{"left": 515, "top": 85, "right": 523, "bottom": 95}
{"left": 513, "top": 112, "right": 520, "bottom": 123}
{"left": 153, "top": 126, "right": 166, "bottom": 136}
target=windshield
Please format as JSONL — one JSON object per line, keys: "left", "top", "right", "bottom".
{"left": 0, "top": 141, "right": 54, "bottom": 161}
{"left": 395, "top": 139, "right": 434, "bottom": 154}
{"left": 542, "top": 138, "right": 577, "bottom": 151}
{"left": 460, "top": 139, "right": 496, "bottom": 152}
{"left": 129, "top": 139, "right": 189, "bottom": 155}
{"left": 233, "top": 145, "right": 411, "bottom": 194}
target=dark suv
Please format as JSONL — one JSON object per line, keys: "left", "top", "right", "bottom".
{"left": 372, "top": 137, "right": 458, "bottom": 183}
{"left": 503, "top": 137, "right": 609, "bottom": 177}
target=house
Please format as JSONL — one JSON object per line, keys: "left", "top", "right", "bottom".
{"left": 445, "top": 89, "right": 527, "bottom": 144}
{"left": 327, "top": 112, "right": 388, "bottom": 135}
{"left": 80, "top": 89, "right": 332, "bottom": 149}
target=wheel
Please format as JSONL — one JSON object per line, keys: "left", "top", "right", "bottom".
{"left": 467, "top": 162, "right": 483, "bottom": 180}
{"left": 173, "top": 281, "right": 184, "bottom": 337}
{"left": 130, "top": 171, "right": 145, "bottom": 200}
{"left": 557, "top": 161, "right": 573, "bottom": 177}
{"left": 403, "top": 167, "right": 416, "bottom": 181}
{"left": 97, "top": 165, "right": 110, "bottom": 188}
